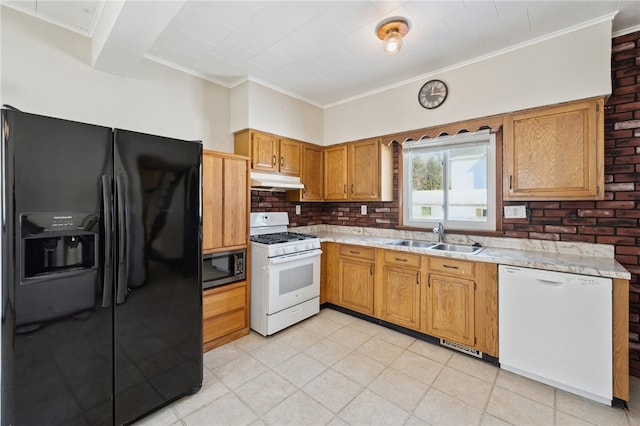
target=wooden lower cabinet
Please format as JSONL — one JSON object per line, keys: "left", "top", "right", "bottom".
{"left": 203, "top": 281, "right": 249, "bottom": 352}
{"left": 326, "top": 244, "right": 498, "bottom": 357}
{"left": 424, "top": 273, "right": 475, "bottom": 346}
{"left": 423, "top": 258, "right": 498, "bottom": 357}
{"left": 376, "top": 250, "right": 422, "bottom": 330}
{"left": 320, "top": 243, "right": 498, "bottom": 357}
{"left": 337, "top": 245, "right": 375, "bottom": 315}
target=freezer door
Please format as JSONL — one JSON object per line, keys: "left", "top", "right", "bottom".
{"left": 113, "top": 129, "right": 203, "bottom": 424}
{"left": 1, "top": 109, "right": 114, "bottom": 426}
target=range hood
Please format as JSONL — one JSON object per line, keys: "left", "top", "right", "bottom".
{"left": 250, "top": 171, "right": 304, "bottom": 191}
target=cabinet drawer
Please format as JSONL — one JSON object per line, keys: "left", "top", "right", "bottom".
{"left": 203, "top": 283, "right": 246, "bottom": 320}
{"left": 429, "top": 257, "right": 475, "bottom": 277}
{"left": 340, "top": 245, "right": 375, "bottom": 260}
{"left": 384, "top": 250, "right": 421, "bottom": 268}
{"left": 203, "top": 308, "right": 246, "bottom": 342}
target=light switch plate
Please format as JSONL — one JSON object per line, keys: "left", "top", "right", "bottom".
{"left": 361, "top": 205, "right": 367, "bottom": 215}
{"left": 504, "top": 205, "right": 527, "bottom": 219}
{"left": 295, "top": 205, "right": 301, "bottom": 215}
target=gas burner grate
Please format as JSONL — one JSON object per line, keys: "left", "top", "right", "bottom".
{"left": 250, "top": 231, "right": 317, "bottom": 245}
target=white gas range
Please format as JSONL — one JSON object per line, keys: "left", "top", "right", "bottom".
{"left": 249, "top": 212, "right": 322, "bottom": 336}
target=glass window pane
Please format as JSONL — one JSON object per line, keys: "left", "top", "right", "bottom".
{"left": 410, "top": 151, "right": 443, "bottom": 221}
{"left": 447, "top": 145, "right": 488, "bottom": 223}
{"left": 402, "top": 130, "right": 495, "bottom": 231}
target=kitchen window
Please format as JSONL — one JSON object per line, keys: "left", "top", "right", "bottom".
{"left": 402, "top": 129, "right": 496, "bottom": 231}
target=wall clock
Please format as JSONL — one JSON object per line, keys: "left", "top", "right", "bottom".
{"left": 418, "top": 79, "right": 448, "bottom": 109}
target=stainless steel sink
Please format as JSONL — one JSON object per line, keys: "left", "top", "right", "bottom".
{"left": 389, "top": 240, "right": 434, "bottom": 248}
{"left": 429, "top": 243, "right": 484, "bottom": 254}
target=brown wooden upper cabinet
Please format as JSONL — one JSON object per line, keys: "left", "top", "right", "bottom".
{"left": 202, "top": 150, "right": 249, "bottom": 253}
{"left": 234, "top": 129, "right": 301, "bottom": 176}
{"left": 286, "top": 143, "right": 324, "bottom": 202}
{"left": 503, "top": 97, "right": 604, "bottom": 200}
{"left": 324, "top": 137, "right": 393, "bottom": 201}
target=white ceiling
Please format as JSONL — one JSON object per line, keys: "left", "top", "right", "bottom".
{"left": 4, "top": 1, "right": 640, "bottom": 107}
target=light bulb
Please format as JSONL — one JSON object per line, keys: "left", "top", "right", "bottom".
{"left": 382, "top": 30, "right": 403, "bottom": 54}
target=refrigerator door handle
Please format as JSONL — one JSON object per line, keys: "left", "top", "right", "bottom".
{"left": 101, "top": 175, "right": 113, "bottom": 307}
{"left": 116, "top": 175, "right": 128, "bottom": 304}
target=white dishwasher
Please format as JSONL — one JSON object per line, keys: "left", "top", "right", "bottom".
{"left": 498, "top": 265, "right": 612, "bottom": 404}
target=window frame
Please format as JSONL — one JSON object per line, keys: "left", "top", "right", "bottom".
{"left": 401, "top": 129, "right": 497, "bottom": 231}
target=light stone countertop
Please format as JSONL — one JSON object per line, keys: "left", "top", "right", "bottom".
{"left": 295, "top": 225, "right": 631, "bottom": 280}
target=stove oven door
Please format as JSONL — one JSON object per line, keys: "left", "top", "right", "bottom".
{"left": 266, "top": 249, "right": 321, "bottom": 314}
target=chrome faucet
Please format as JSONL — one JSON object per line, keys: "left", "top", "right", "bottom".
{"left": 433, "top": 222, "right": 444, "bottom": 243}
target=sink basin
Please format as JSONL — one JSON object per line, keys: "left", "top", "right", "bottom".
{"left": 429, "top": 243, "right": 484, "bottom": 254}
{"left": 389, "top": 240, "right": 434, "bottom": 248}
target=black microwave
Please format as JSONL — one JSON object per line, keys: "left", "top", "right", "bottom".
{"left": 203, "top": 249, "right": 246, "bottom": 289}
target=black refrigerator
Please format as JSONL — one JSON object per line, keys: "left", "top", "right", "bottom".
{"left": 0, "top": 108, "right": 203, "bottom": 425}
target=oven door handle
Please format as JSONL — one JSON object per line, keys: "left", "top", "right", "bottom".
{"left": 268, "top": 249, "right": 322, "bottom": 265}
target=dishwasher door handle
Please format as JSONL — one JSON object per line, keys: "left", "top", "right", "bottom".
{"left": 536, "top": 278, "right": 565, "bottom": 285}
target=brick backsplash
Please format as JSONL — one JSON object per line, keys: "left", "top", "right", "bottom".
{"left": 251, "top": 30, "right": 640, "bottom": 377}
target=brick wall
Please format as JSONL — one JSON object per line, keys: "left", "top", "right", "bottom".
{"left": 250, "top": 30, "right": 640, "bottom": 376}
{"left": 609, "top": 30, "right": 640, "bottom": 377}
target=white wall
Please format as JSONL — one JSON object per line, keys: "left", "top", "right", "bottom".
{"left": 324, "top": 20, "right": 612, "bottom": 145}
{"left": 0, "top": 6, "right": 231, "bottom": 152}
{"left": 230, "top": 80, "right": 324, "bottom": 144}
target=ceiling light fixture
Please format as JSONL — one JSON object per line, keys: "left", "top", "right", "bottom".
{"left": 375, "top": 16, "right": 411, "bottom": 55}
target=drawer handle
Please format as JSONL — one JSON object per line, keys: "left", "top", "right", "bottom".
{"left": 343, "top": 184, "right": 347, "bottom": 193}
{"left": 272, "top": 155, "right": 276, "bottom": 166}
{"left": 350, "top": 250, "right": 360, "bottom": 254}
{"left": 280, "top": 156, "right": 284, "bottom": 167}
{"left": 443, "top": 264, "right": 459, "bottom": 270}
{"left": 395, "top": 257, "right": 408, "bottom": 262}
{"left": 351, "top": 184, "right": 354, "bottom": 194}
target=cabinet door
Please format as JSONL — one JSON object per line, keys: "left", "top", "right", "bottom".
{"left": 425, "top": 274, "right": 475, "bottom": 346}
{"left": 279, "top": 138, "right": 301, "bottom": 176}
{"left": 324, "top": 145, "right": 348, "bottom": 200}
{"left": 223, "top": 157, "right": 248, "bottom": 247}
{"left": 252, "top": 132, "right": 279, "bottom": 172}
{"left": 349, "top": 138, "right": 380, "bottom": 200}
{"left": 381, "top": 265, "right": 421, "bottom": 330}
{"left": 503, "top": 98, "right": 604, "bottom": 200}
{"left": 202, "top": 153, "right": 223, "bottom": 251}
{"left": 203, "top": 282, "right": 247, "bottom": 343}
{"left": 301, "top": 144, "right": 323, "bottom": 200}
{"left": 339, "top": 257, "right": 374, "bottom": 315}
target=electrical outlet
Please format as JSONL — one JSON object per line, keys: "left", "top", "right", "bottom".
{"left": 295, "top": 205, "right": 301, "bottom": 215}
{"left": 361, "top": 205, "right": 367, "bottom": 215}
{"left": 504, "top": 205, "right": 527, "bottom": 219}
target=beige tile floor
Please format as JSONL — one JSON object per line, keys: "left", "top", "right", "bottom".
{"left": 136, "top": 308, "right": 640, "bottom": 426}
